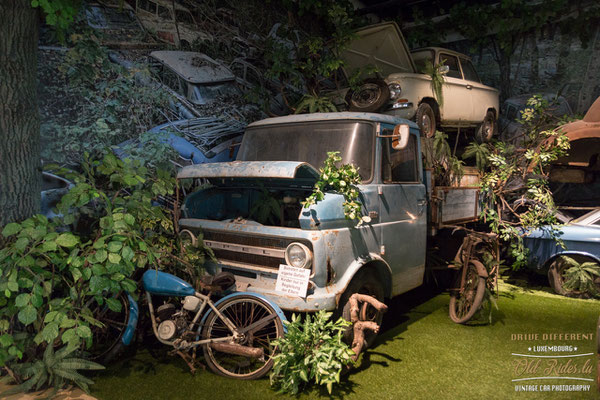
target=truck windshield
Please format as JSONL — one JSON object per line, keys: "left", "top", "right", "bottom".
{"left": 237, "top": 121, "right": 374, "bottom": 181}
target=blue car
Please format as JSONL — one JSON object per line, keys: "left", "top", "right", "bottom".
{"left": 114, "top": 117, "right": 245, "bottom": 167}
{"left": 523, "top": 208, "right": 600, "bottom": 295}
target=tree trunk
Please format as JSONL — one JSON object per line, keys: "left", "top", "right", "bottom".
{"left": 498, "top": 51, "right": 512, "bottom": 102}
{"left": 0, "top": 0, "right": 41, "bottom": 228}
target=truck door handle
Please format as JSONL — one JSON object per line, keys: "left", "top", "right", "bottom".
{"left": 466, "top": 84, "right": 473, "bottom": 90}
{"left": 417, "top": 199, "right": 427, "bottom": 206}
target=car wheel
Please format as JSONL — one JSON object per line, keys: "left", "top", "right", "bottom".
{"left": 415, "top": 103, "right": 437, "bottom": 138}
{"left": 548, "top": 255, "right": 600, "bottom": 298}
{"left": 345, "top": 79, "right": 390, "bottom": 112}
{"left": 475, "top": 110, "right": 496, "bottom": 143}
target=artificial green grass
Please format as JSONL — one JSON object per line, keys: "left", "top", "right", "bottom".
{"left": 91, "top": 286, "right": 600, "bottom": 400}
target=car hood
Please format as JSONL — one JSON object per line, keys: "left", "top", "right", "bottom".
{"left": 177, "top": 161, "right": 319, "bottom": 187}
{"left": 342, "top": 22, "right": 416, "bottom": 79}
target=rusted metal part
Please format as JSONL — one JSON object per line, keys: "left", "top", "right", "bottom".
{"left": 348, "top": 293, "right": 388, "bottom": 361}
{"left": 210, "top": 343, "right": 264, "bottom": 359}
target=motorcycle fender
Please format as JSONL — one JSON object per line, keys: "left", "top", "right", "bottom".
{"left": 472, "top": 260, "right": 488, "bottom": 279}
{"left": 198, "top": 292, "right": 288, "bottom": 334}
{"left": 122, "top": 293, "right": 139, "bottom": 346}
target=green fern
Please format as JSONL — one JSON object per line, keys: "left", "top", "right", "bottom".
{"left": 561, "top": 257, "right": 600, "bottom": 296}
{"left": 463, "top": 142, "right": 491, "bottom": 171}
{"left": 423, "top": 59, "right": 446, "bottom": 107}
{"left": 294, "top": 94, "right": 338, "bottom": 114}
{"left": 1, "top": 345, "right": 105, "bottom": 397}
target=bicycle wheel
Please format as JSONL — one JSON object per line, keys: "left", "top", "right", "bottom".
{"left": 86, "top": 292, "right": 130, "bottom": 363}
{"left": 449, "top": 262, "right": 486, "bottom": 324}
{"left": 202, "top": 295, "right": 283, "bottom": 379}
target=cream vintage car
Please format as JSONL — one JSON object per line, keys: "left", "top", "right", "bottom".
{"left": 341, "top": 22, "right": 500, "bottom": 141}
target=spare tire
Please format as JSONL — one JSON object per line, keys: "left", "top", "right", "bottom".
{"left": 346, "top": 79, "right": 390, "bottom": 112}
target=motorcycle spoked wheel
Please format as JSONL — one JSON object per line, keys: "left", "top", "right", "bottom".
{"left": 448, "top": 262, "right": 486, "bottom": 324}
{"left": 85, "top": 292, "right": 131, "bottom": 363}
{"left": 202, "top": 295, "right": 284, "bottom": 379}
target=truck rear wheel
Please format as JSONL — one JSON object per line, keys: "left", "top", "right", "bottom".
{"left": 339, "top": 269, "right": 385, "bottom": 349}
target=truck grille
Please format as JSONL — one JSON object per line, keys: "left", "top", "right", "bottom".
{"left": 202, "top": 230, "right": 312, "bottom": 270}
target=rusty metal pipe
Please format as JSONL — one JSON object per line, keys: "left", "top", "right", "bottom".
{"left": 209, "top": 343, "right": 264, "bottom": 359}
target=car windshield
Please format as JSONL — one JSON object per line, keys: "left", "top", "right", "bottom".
{"left": 190, "top": 82, "right": 239, "bottom": 105}
{"left": 571, "top": 209, "right": 600, "bottom": 226}
{"left": 411, "top": 50, "right": 434, "bottom": 73}
{"left": 238, "top": 121, "right": 375, "bottom": 181}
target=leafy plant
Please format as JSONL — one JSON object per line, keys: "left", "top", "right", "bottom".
{"left": 422, "top": 131, "right": 464, "bottom": 186}
{"left": 0, "top": 344, "right": 104, "bottom": 397}
{"left": 463, "top": 141, "right": 490, "bottom": 171}
{"left": 269, "top": 311, "right": 355, "bottom": 395}
{"left": 249, "top": 188, "right": 283, "bottom": 226}
{"left": 423, "top": 59, "right": 446, "bottom": 107}
{"left": 294, "top": 94, "right": 338, "bottom": 114}
{"left": 561, "top": 257, "right": 600, "bottom": 297}
{"left": 302, "top": 151, "right": 369, "bottom": 223}
{"left": 477, "top": 95, "right": 570, "bottom": 269}
{"left": 0, "top": 153, "right": 210, "bottom": 394}
{"left": 39, "top": 30, "right": 172, "bottom": 167}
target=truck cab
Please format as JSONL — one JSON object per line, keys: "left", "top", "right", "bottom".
{"left": 177, "top": 112, "right": 427, "bottom": 313}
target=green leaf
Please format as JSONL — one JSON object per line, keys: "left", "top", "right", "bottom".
{"left": 15, "top": 293, "right": 31, "bottom": 308}
{"left": 44, "top": 311, "right": 59, "bottom": 323}
{"left": 42, "top": 322, "right": 59, "bottom": 343}
{"left": 121, "top": 246, "right": 134, "bottom": 261}
{"left": 60, "top": 318, "right": 77, "bottom": 329}
{"left": 56, "top": 233, "right": 78, "bottom": 248}
{"left": 94, "top": 249, "right": 108, "bottom": 263}
{"left": 107, "top": 241, "right": 123, "bottom": 252}
{"left": 7, "top": 282, "right": 18, "bottom": 292}
{"left": 18, "top": 305, "right": 37, "bottom": 325}
{"left": 1, "top": 223, "right": 21, "bottom": 237}
{"left": 106, "top": 297, "right": 122, "bottom": 312}
{"left": 15, "top": 237, "right": 30, "bottom": 251}
{"left": 108, "top": 253, "right": 121, "bottom": 264}
{"left": 61, "top": 328, "right": 79, "bottom": 345}
{"left": 0, "top": 334, "right": 14, "bottom": 347}
{"left": 76, "top": 325, "right": 92, "bottom": 339}
{"left": 42, "top": 239, "right": 57, "bottom": 252}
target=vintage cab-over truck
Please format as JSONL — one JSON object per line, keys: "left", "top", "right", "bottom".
{"left": 175, "top": 112, "right": 480, "bottom": 316}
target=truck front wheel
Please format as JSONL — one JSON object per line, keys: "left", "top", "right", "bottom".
{"left": 339, "top": 269, "right": 385, "bottom": 349}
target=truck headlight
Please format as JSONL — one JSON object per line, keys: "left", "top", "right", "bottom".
{"left": 285, "top": 243, "right": 312, "bottom": 269}
{"left": 388, "top": 82, "right": 402, "bottom": 99}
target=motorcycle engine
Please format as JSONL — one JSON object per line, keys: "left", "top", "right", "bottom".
{"left": 156, "top": 303, "right": 188, "bottom": 341}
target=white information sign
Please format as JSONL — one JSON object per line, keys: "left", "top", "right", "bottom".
{"left": 275, "top": 264, "right": 310, "bottom": 297}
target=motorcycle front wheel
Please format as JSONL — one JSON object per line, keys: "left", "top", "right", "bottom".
{"left": 202, "top": 295, "right": 284, "bottom": 379}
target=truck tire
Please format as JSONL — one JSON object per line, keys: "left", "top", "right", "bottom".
{"left": 415, "top": 102, "right": 436, "bottom": 138}
{"left": 475, "top": 110, "right": 496, "bottom": 143}
{"left": 339, "top": 269, "right": 385, "bottom": 349}
{"left": 346, "top": 79, "right": 390, "bottom": 112}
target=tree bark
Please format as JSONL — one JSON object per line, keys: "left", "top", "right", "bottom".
{"left": 0, "top": 0, "right": 41, "bottom": 228}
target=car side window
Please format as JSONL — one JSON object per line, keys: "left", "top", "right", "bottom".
{"left": 158, "top": 66, "right": 184, "bottom": 96}
{"left": 506, "top": 105, "right": 517, "bottom": 121}
{"left": 140, "top": 0, "right": 156, "bottom": 14}
{"left": 158, "top": 5, "right": 172, "bottom": 20}
{"left": 382, "top": 132, "right": 418, "bottom": 183}
{"left": 460, "top": 59, "right": 481, "bottom": 83}
{"left": 439, "top": 53, "right": 462, "bottom": 79}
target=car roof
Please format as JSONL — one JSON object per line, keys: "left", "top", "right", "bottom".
{"left": 411, "top": 47, "right": 471, "bottom": 61}
{"left": 149, "top": 51, "right": 234, "bottom": 84}
{"left": 247, "top": 112, "right": 419, "bottom": 129}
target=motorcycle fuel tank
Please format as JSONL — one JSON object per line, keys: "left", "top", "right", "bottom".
{"left": 142, "top": 270, "right": 196, "bottom": 296}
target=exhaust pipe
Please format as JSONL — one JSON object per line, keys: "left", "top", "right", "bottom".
{"left": 209, "top": 343, "right": 264, "bottom": 359}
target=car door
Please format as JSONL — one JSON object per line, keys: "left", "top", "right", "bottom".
{"left": 437, "top": 52, "right": 472, "bottom": 124}
{"left": 378, "top": 125, "right": 427, "bottom": 295}
{"left": 459, "top": 57, "right": 490, "bottom": 122}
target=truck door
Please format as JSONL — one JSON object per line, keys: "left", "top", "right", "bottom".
{"left": 378, "top": 127, "right": 427, "bottom": 295}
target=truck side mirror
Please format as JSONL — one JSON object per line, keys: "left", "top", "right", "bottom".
{"left": 438, "top": 65, "right": 449, "bottom": 75}
{"left": 392, "top": 124, "right": 410, "bottom": 150}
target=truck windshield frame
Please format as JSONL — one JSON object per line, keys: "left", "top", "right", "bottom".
{"left": 237, "top": 120, "right": 375, "bottom": 182}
